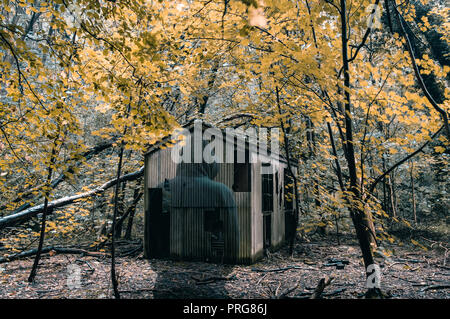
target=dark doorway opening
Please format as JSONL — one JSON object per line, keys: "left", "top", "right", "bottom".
{"left": 262, "top": 168, "right": 274, "bottom": 250}
{"left": 146, "top": 188, "right": 170, "bottom": 258}
{"left": 232, "top": 149, "right": 251, "bottom": 192}
{"left": 205, "top": 209, "right": 224, "bottom": 262}
{"left": 262, "top": 172, "right": 274, "bottom": 212}
{"left": 263, "top": 213, "right": 272, "bottom": 249}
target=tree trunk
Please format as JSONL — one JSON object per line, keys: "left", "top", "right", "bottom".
{"left": 382, "top": 155, "right": 387, "bottom": 213}
{"left": 327, "top": 122, "right": 344, "bottom": 245}
{"left": 275, "top": 87, "right": 301, "bottom": 255}
{"left": 339, "top": 0, "right": 380, "bottom": 297}
{"left": 388, "top": 173, "right": 397, "bottom": 219}
{"left": 125, "top": 185, "right": 142, "bottom": 240}
{"left": 410, "top": 161, "right": 417, "bottom": 226}
{"left": 115, "top": 180, "right": 127, "bottom": 239}
{"left": 28, "top": 144, "right": 57, "bottom": 283}
{"left": 111, "top": 144, "right": 124, "bottom": 299}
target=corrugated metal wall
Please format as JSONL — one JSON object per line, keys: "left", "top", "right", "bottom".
{"left": 234, "top": 192, "right": 252, "bottom": 263}
{"left": 144, "top": 143, "right": 288, "bottom": 264}
{"left": 259, "top": 158, "right": 287, "bottom": 251}
{"left": 146, "top": 148, "right": 178, "bottom": 188}
{"left": 168, "top": 206, "right": 245, "bottom": 263}
{"left": 272, "top": 165, "right": 285, "bottom": 248}
{"left": 250, "top": 154, "right": 263, "bottom": 261}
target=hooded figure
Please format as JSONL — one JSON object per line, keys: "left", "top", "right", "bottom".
{"left": 168, "top": 161, "right": 235, "bottom": 208}
{"left": 149, "top": 137, "right": 240, "bottom": 263}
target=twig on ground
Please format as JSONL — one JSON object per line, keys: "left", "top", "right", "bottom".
{"left": 0, "top": 246, "right": 106, "bottom": 264}
{"left": 191, "top": 275, "right": 236, "bottom": 285}
{"left": 310, "top": 276, "right": 334, "bottom": 299}
{"left": 251, "top": 265, "right": 310, "bottom": 273}
{"left": 276, "top": 281, "right": 301, "bottom": 299}
{"left": 420, "top": 284, "right": 450, "bottom": 292}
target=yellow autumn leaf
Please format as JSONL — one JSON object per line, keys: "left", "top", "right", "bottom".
{"left": 434, "top": 146, "right": 445, "bottom": 153}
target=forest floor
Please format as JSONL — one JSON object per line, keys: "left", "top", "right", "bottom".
{"left": 0, "top": 234, "right": 448, "bottom": 299}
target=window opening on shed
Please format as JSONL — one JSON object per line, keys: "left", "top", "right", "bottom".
{"left": 262, "top": 172, "right": 274, "bottom": 213}
{"left": 204, "top": 209, "right": 222, "bottom": 233}
{"left": 232, "top": 148, "right": 251, "bottom": 192}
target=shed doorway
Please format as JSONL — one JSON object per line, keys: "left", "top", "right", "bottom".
{"left": 146, "top": 188, "right": 170, "bottom": 258}
{"left": 263, "top": 213, "right": 272, "bottom": 249}
{"left": 204, "top": 209, "right": 225, "bottom": 263}
{"left": 262, "top": 169, "right": 274, "bottom": 250}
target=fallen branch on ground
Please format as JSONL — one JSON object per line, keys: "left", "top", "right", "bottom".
{"left": 421, "top": 284, "right": 450, "bottom": 292}
{"left": 251, "top": 265, "right": 308, "bottom": 273}
{"left": 0, "top": 167, "right": 144, "bottom": 229}
{"left": 390, "top": 274, "right": 422, "bottom": 284}
{"left": 310, "top": 276, "right": 333, "bottom": 299}
{"left": 324, "top": 288, "right": 346, "bottom": 297}
{"left": 118, "top": 244, "right": 143, "bottom": 257}
{"left": 276, "top": 282, "right": 300, "bottom": 299}
{"left": 0, "top": 246, "right": 106, "bottom": 264}
{"left": 192, "top": 275, "right": 236, "bottom": 285}
{"left": 386, "top": 261, "right": 413, "bottom": 269}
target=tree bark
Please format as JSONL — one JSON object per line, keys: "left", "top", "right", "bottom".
{"left": 125, "top": 186, "right": 142, "bottom": 240}
{"left": 111, "top": 145, "right": 124, "bottom": 299}
{"left": 275, "top": 86, "right": 301, "bottom": 255}
{"left": 28, "top": 143, "right": 57, "bottom": 283}
{"left": 327, "top": 122, "right": 344, "bottom": 245}
{"left": 410, "top": 161, "right": 417, "bottom": 226}
{"left": 339, "top": 0, "right": 380, "bottom": 296}
{"left": 387, "top": 173, "right": 397, "bottom": 219}
{"left": 115, "top": 180, "right": 127, "bottom": 239}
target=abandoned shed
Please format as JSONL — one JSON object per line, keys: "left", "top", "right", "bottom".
{"left": 143, "top": 121, "right": 297, "bottom": 264}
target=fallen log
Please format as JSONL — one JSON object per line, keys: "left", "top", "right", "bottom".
{"left": 0, "top": 246, "right": 106, "bottom": 264}
{"left": 0, "top": 140, "right": 116, "bottom": 215}
{"left": 0, "top": 166, "right": 144, "bottom": 229}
